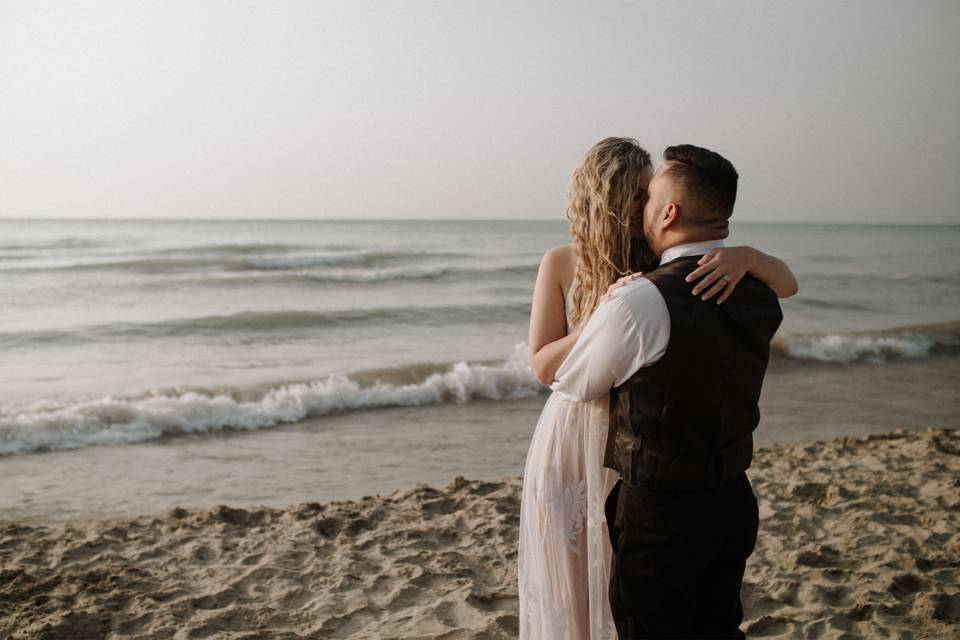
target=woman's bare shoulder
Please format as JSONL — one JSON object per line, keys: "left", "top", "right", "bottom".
{"left": 540, "top": 244, "right": 575, "bottom": 271}
{"left": 539, "top": 244, "right": 576, "bottom": 293}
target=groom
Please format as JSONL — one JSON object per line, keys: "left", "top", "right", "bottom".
{"left": 553, "top": 145, "right": 782, "bottom": 638}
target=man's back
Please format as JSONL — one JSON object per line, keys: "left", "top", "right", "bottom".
{"left": 605, "top": 255, "right": 783, "bottom": 491}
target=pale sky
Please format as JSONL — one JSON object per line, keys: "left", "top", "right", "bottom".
{"left": 1, "top": 1, "right": 958, "bottom": 223}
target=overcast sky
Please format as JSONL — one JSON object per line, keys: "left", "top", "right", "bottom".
{"left": 1, "top": 1, "right": 958, "bottom": 223}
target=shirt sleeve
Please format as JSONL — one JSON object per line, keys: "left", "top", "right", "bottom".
{"left": 550, "top": 279, "right": 670, "bottom": 401}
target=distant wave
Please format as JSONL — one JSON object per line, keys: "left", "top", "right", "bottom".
{"left": 0, "top": 346, "right": 543, "bottom": 456}
{"left": 3, "top": 249, "right": 475, "bottom": 274}
{"left": 243, "top": 251, "right": 425, "bottom": 270}
{"left": 6, "top": 252, "right": 370, "bottom": 273}
{"left": 154, "top": 261, "right": 539, "bottom": 285}
{"left": 150, "top": 242, "right": 339, "bottom": 255}
{"left": 291, "top": 264, "right": 456, "bottom": 282}
{"left": 300, "top": 262, "right": 538, "bottom": 283}
{"left": 804, "top": 254, "right": 853, "bottom": 263}
{"left": 788, "top": 297, "right": 875, "bottom": 312}
{"left": 772, "top": 320, "right": 960, "bottom": 363}
{"left": 0, "top": 238, "right": 103, "bottom": 251}
{"left": 796, "top": 272, "right": 960, "bottom": 286}
{"left": 0, "top": 303, "right": 533, "bottom": 348}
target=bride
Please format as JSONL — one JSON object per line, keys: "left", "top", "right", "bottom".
{"left": 518, "top": 137, "right": 797, "bottom": 639}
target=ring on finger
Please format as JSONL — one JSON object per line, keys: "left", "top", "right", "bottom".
{"left": 721, "top": 275, "right": 731, "bottom": 283}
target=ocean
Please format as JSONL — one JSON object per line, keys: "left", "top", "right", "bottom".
{"left": 2, "top": 219, "right": 958, "bottom": 522}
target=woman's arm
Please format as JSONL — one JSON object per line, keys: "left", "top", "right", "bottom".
{"left": 686, "top": 246, "right": 799, "bottom": 303}
{"left": 528, "top": 247, "right": 581, "bottom": 385}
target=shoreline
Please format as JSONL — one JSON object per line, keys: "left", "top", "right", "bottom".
{"left": 4, "top": 345, "right": 959, "bottom": 526}
{"left": 2, "top": 428, "right": 959, "bottom": 638}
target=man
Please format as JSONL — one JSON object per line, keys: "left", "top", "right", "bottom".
{"left": 552, "top": 145, "right": 783, "bottom": 638}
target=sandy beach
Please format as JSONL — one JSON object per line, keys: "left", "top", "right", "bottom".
{"left": 4, "top": 0, "right": 959, "bottom": 637}
{"left": 2, "top": 427, "right": 958, "bottom": 639}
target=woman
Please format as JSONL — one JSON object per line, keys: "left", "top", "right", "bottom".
{"left": 518, "top": 137, "right": 797, "bottom": 640}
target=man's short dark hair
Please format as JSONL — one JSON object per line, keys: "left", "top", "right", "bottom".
{"left": 662, "top": 144, "right": 738, "bottom": 231}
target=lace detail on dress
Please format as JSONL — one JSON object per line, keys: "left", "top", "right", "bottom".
{"left": 559, "top": 479, "right": 587, "bottom": 555}
{"left": 564, "top": 275, "right": 577, "bottom": 334}
{"left": 519, "top": 270, "right": 619, "bottom": 639}
{"left": 518, "top": 353, "right": 618, "bottom": 638}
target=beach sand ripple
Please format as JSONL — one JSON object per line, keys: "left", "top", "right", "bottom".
{"left": 1, "top": 428, "right": 958, "bottom": 639}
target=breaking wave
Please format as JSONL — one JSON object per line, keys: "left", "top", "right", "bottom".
{"left": 772, "top": 321, "right": 960, "bottom": 363}
{"left": 0, "top": 345, "right": 543, "bottom": 456}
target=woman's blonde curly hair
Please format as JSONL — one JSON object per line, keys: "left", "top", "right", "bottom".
{"left": 567, "top": 137, "right": 653, "bottom": 329}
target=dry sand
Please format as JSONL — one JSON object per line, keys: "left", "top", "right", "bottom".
{"left": 1, "top": 427, "right": 958, "bottom": 639}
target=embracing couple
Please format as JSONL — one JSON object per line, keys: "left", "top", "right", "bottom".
{"left": 518, "top": 139, "right": 796, "bottom": 639}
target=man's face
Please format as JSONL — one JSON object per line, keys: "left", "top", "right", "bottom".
{"left": 627, "top": 165, "right": 654, "bottom": 239}
{"left": 642, "top": 163, "right": 672, "bottom": 254}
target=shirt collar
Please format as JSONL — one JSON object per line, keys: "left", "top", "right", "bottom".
{"left": 659, "top": 239, "right": 726, "bottom": 265}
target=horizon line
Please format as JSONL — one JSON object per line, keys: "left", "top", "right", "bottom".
{"left": 1, "top": 217, "right": 959, "bottom": 227}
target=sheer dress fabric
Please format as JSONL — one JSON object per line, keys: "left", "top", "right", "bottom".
{"left": 518, "top": 282, "right": 620, "bottom": 640}
{"left": 518, "top": 243, "right": 720, "bottom": 639}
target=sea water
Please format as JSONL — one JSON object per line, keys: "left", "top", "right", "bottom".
{"left": 1, "top": 219, "right": 957, "bottom": 520}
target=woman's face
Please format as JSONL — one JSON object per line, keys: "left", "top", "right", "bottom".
{"left": 627, "top": 165, "right": 654, "bottom": 239}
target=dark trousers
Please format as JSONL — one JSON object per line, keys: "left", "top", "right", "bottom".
{"left": 604, "top": 472, "right": 759, "bottom": 639}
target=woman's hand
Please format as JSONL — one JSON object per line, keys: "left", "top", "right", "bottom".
{"left": 603, "top": 272, "right": 644, "bottom": 299}
{"left": 685, "top": 246, "right": 756, "bottom": 304}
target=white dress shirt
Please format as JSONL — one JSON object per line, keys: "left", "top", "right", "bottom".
{"left": 551, "top": 240, "right": 725, "bottom": 401}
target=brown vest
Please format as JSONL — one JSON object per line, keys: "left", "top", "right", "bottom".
{"left": 604, "top": 255, "right": 783, "bottom": 491}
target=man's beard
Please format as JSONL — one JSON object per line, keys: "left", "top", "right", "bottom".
{"left": 630, "top": 237, "right": 658, "bottom": 273}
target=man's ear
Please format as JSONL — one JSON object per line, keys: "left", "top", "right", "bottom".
{"left": 661, "top": 202, "right": 680, "bottom": 230}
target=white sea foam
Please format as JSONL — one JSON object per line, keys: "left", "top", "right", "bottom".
{"left": 303, "top": 265, "right": 456, "bottom": 282}
{"left": 124, "top": 261, "right": 538, "bottom": 286}
{"left": 776, "top": 332, "right": 956, "bottom": 363}
{"left": 298, "top": 262, "right": 537, "bottom": 283}
{"left": 0, "top": 345, "right": 544, "bottom": 457}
